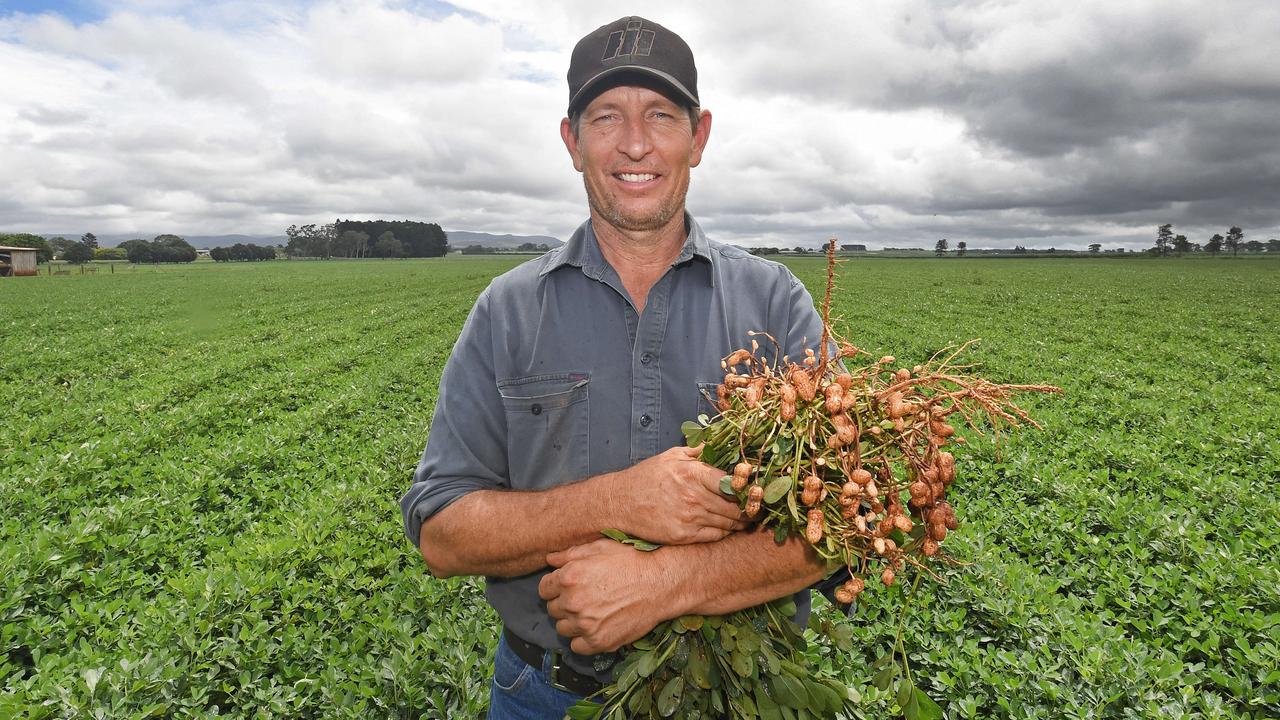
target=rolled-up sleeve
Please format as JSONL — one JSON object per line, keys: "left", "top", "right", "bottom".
{"left": 400, "top": 286, "right": 509, "bottom": 548}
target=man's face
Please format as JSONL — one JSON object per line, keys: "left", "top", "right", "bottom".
{"left": 561, "top": 85, "right": 711, "bottom": 235}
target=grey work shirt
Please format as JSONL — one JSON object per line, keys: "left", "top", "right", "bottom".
{"left": 400, "top": 215, "right": 826, "bottom": 679}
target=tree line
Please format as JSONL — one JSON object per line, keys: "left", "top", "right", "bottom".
{"left": 209, "top": 244, "right": 277, "bottom": 262}
{"left": 285, "top": 220, "right": 449, "bottom": 259}
{"left": 1151, "top": 224, "right": 1277, "bottom": 256}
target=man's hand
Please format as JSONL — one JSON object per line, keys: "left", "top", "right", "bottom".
{"left": 605, "top": 445, "right": 745, "bottom": 545}
{"left": 538, "top": 539, "right": 673, "bottom": 654}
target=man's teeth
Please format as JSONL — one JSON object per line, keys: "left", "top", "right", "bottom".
{"left": 618, "top": 173, "right": 656, "bottom": 182}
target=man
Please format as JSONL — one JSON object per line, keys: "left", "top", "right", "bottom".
{"left": 401, "top": 16, "right": 833, "bottom": 719}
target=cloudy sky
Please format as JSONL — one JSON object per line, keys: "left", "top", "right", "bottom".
{"left": 2, "top": 0, "right": 1278, "bottom": 249}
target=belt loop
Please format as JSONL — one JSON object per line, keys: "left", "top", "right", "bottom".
{"left": 548, "top": 649, "right": 572, "bottom": 694}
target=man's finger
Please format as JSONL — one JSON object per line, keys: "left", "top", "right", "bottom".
{"left": 569, "top": 636, "right": 601, "bottom": 655}
{"left": 555, "top": 617, "right": 582, "bottom": 640}
{"left": 699, "top": 511, "right": 739, "bottom": 531}
{"left": 537, "top": 571, "right": 561, "bottom": 601}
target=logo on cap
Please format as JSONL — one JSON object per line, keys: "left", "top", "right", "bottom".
{"left": 601, "top": 19, "right": 654, "bottom": 61}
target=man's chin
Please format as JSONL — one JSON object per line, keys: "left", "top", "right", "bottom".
{"left": 590, "top": 200, "right": 683, "bottom": 235}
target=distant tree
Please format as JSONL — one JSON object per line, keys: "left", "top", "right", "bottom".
{"left": 792, "top": 246, "right": 808, "bottom": 254}
{"left": 285, "top": 223, "right": 335, "bottom": 258}
{"left": 1205, "top": 233, "right": 1224, "bottom": 255}
{"left": 152, "top": 235, "right": 197, "bottom": 263}
{"left": 461, "top": 244, "right": 491, "bottom": 255}
{"left": 1155, "top": 223, "right": 1174, "bottom": 256}
{"left": 211, "top": 243, "right": 275, "bottom": 261}
{"left": 48, "top": 236, "right": 75, "bottom": 258}
{"left": 375, "top": 231, "right": 405, "bottom": 258}
{"left": 1173, "top": 234, "right": 1191, "bottom": 254}
{"left": 119, "top": 239, "right": 152, "bottom": 263}
{"left": 81, "top": 232, "right": 99, "bottom": 249}
{"left": 1267, "top": 238, "right": 1280, "bottom": 253}
{"left": 332, "top": 230, "right": 366, "bottom": 258}
{"left": 1088, "top": 243, "right": 1102, "bottom": 253}
{"left": 0, "top": 233, "right": 53, "bottom": 262}
{"left": 333, "top": 219, "right": 448, "bottom": 257}
{"left": 120, "top": 236, "right": 196, "bottom": 263}
{"left": 63, "top": 241, "right": 95, "bottom": 264}
{"left": 1224, "top": 226, "right": 1244, "bottom": 256}
{"left": 934, "top": 238, "right": 949, "bottom": 256}
{"left": 1013, "top": 245, "right": 1027, "bottom": 254}
{"left": 956, "top": 241, "right": 967, "bottom": 256}
{"left": 1244, "top": 239, "right": 1264, "bottom": 253}
{"left": 94, "top": 247, "right": 126, "bottom": 261}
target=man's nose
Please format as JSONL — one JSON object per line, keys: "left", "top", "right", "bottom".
{"left": 616, "top": 116, "right": 653, "bottom": 160}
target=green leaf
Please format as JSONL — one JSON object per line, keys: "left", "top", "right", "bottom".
{"left": 911, "top": 689, "right": 944, "bottom": 720}
{"left": 763, "top": 476, "right": 792, "bottom": 504}
{"left": 565, "top": 702, "right": 602, "bottom": 720}
{"left": 831, "top": 623, "right": 854, "bottom": 651}
{"left": 769, "top": 673, "right": 807, "bottom": 709}
{"left": 807, "top": 679, "right": 844, "bottom": 713}
{"left": 678, "top": 615, "right": 705, "bottom": 632}
{"left": 637, "top": 649, "right": 661, "bottom": 678}
{"left": 872, "top": 665, "right": 897, "bottom": 691}
{"left": 687, "top": 644, "right": 711, "bottom": 689}
{"left": 720, "top": 475, "right": 736, "bottom": 495}
{"left": 681, "top": 420, "right": 705, "bottom": 447}
{"left": 755, "top": 687, "right": 783, "bottom": 720}
{"left": 600, "top": 528, "right": 661, "bottom": 551}
{"left": 896, "top": 676, "right": 914, "bottom": 710}
{"left": 774, "top": 524, "right": 789, "bottom": 545}
{"left": 657, "top": 676, "right": 685, "bottom": 717}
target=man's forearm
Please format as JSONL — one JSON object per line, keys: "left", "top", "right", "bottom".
{"left": 419, "top": 477, "right": 620, "bottom": 578}
{"left": 418, "top": 445, "right": 744, "bottom": 579}
{"left": 659, "top": 525, "right": 831, "bottom": 618}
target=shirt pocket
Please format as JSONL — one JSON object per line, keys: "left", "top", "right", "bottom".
{"left": 497, "top": 372, "right": 590, "bottom": 489}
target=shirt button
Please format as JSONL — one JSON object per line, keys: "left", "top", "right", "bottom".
{"left": 639, "top": 414, "right": 652, "bottom": 427}
{"left": 531, "top": 404, "right": 542, "bottom": 416}
{"left": 640, "top": 352, "right": 653, "bottom": 365}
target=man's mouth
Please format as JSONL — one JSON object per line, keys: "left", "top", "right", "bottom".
{"left": 616, "top": 172, "right": 658, "bottom": 183}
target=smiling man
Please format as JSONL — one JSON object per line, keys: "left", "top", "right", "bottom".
{"left": 401, "top": 16, "right": 834, "bottom": 719}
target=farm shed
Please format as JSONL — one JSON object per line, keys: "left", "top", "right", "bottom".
{"left": 0, "top": 246, "right": 39, "bottom": 277}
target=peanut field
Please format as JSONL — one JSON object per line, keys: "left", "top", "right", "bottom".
{"left": 1, "top": 255, "right": 1277, "bottom": 719}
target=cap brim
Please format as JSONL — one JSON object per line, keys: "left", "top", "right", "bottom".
{"left": 568, "top": 66, "right": 699, "bottom": 114}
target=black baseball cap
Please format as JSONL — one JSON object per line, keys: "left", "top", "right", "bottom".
{"left": 567, "top": 16, "right": 699, "bottom": 115}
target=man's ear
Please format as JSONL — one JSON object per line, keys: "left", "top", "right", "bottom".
{"left": 689, "top": 109, "right": 712, "bottom": 169}
{"left": 560, "top": 117, "right": 584, "bottom": 172}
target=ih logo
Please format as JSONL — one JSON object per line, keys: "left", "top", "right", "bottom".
{"left": 602, "top": 19, "right": 655, "bottom": 60}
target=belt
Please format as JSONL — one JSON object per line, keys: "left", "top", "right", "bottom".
{"left": 502, "top": 627, "right": 605, "bottom": 697}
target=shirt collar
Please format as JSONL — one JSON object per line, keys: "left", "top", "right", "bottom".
{"left": 540, "top": 213, "right": 714, "bottom": 284}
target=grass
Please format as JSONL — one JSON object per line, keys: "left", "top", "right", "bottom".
{"left": 1, "top": 256, "right": 1277, "bottom": 719}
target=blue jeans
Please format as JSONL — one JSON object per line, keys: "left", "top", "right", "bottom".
{"left": 488, "top": 634, "right": 590, "bottom": 720}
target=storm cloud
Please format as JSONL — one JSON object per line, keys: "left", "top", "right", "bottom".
{"left": 1, "top": 0, "right": 1276, "bottom": 249}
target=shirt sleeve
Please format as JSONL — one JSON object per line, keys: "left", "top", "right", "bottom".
{"left": 781, "top": 269, "right": 831, "bottom": 362}
{"left": 400, "top": 286, "right": 510, "bottom": 549}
